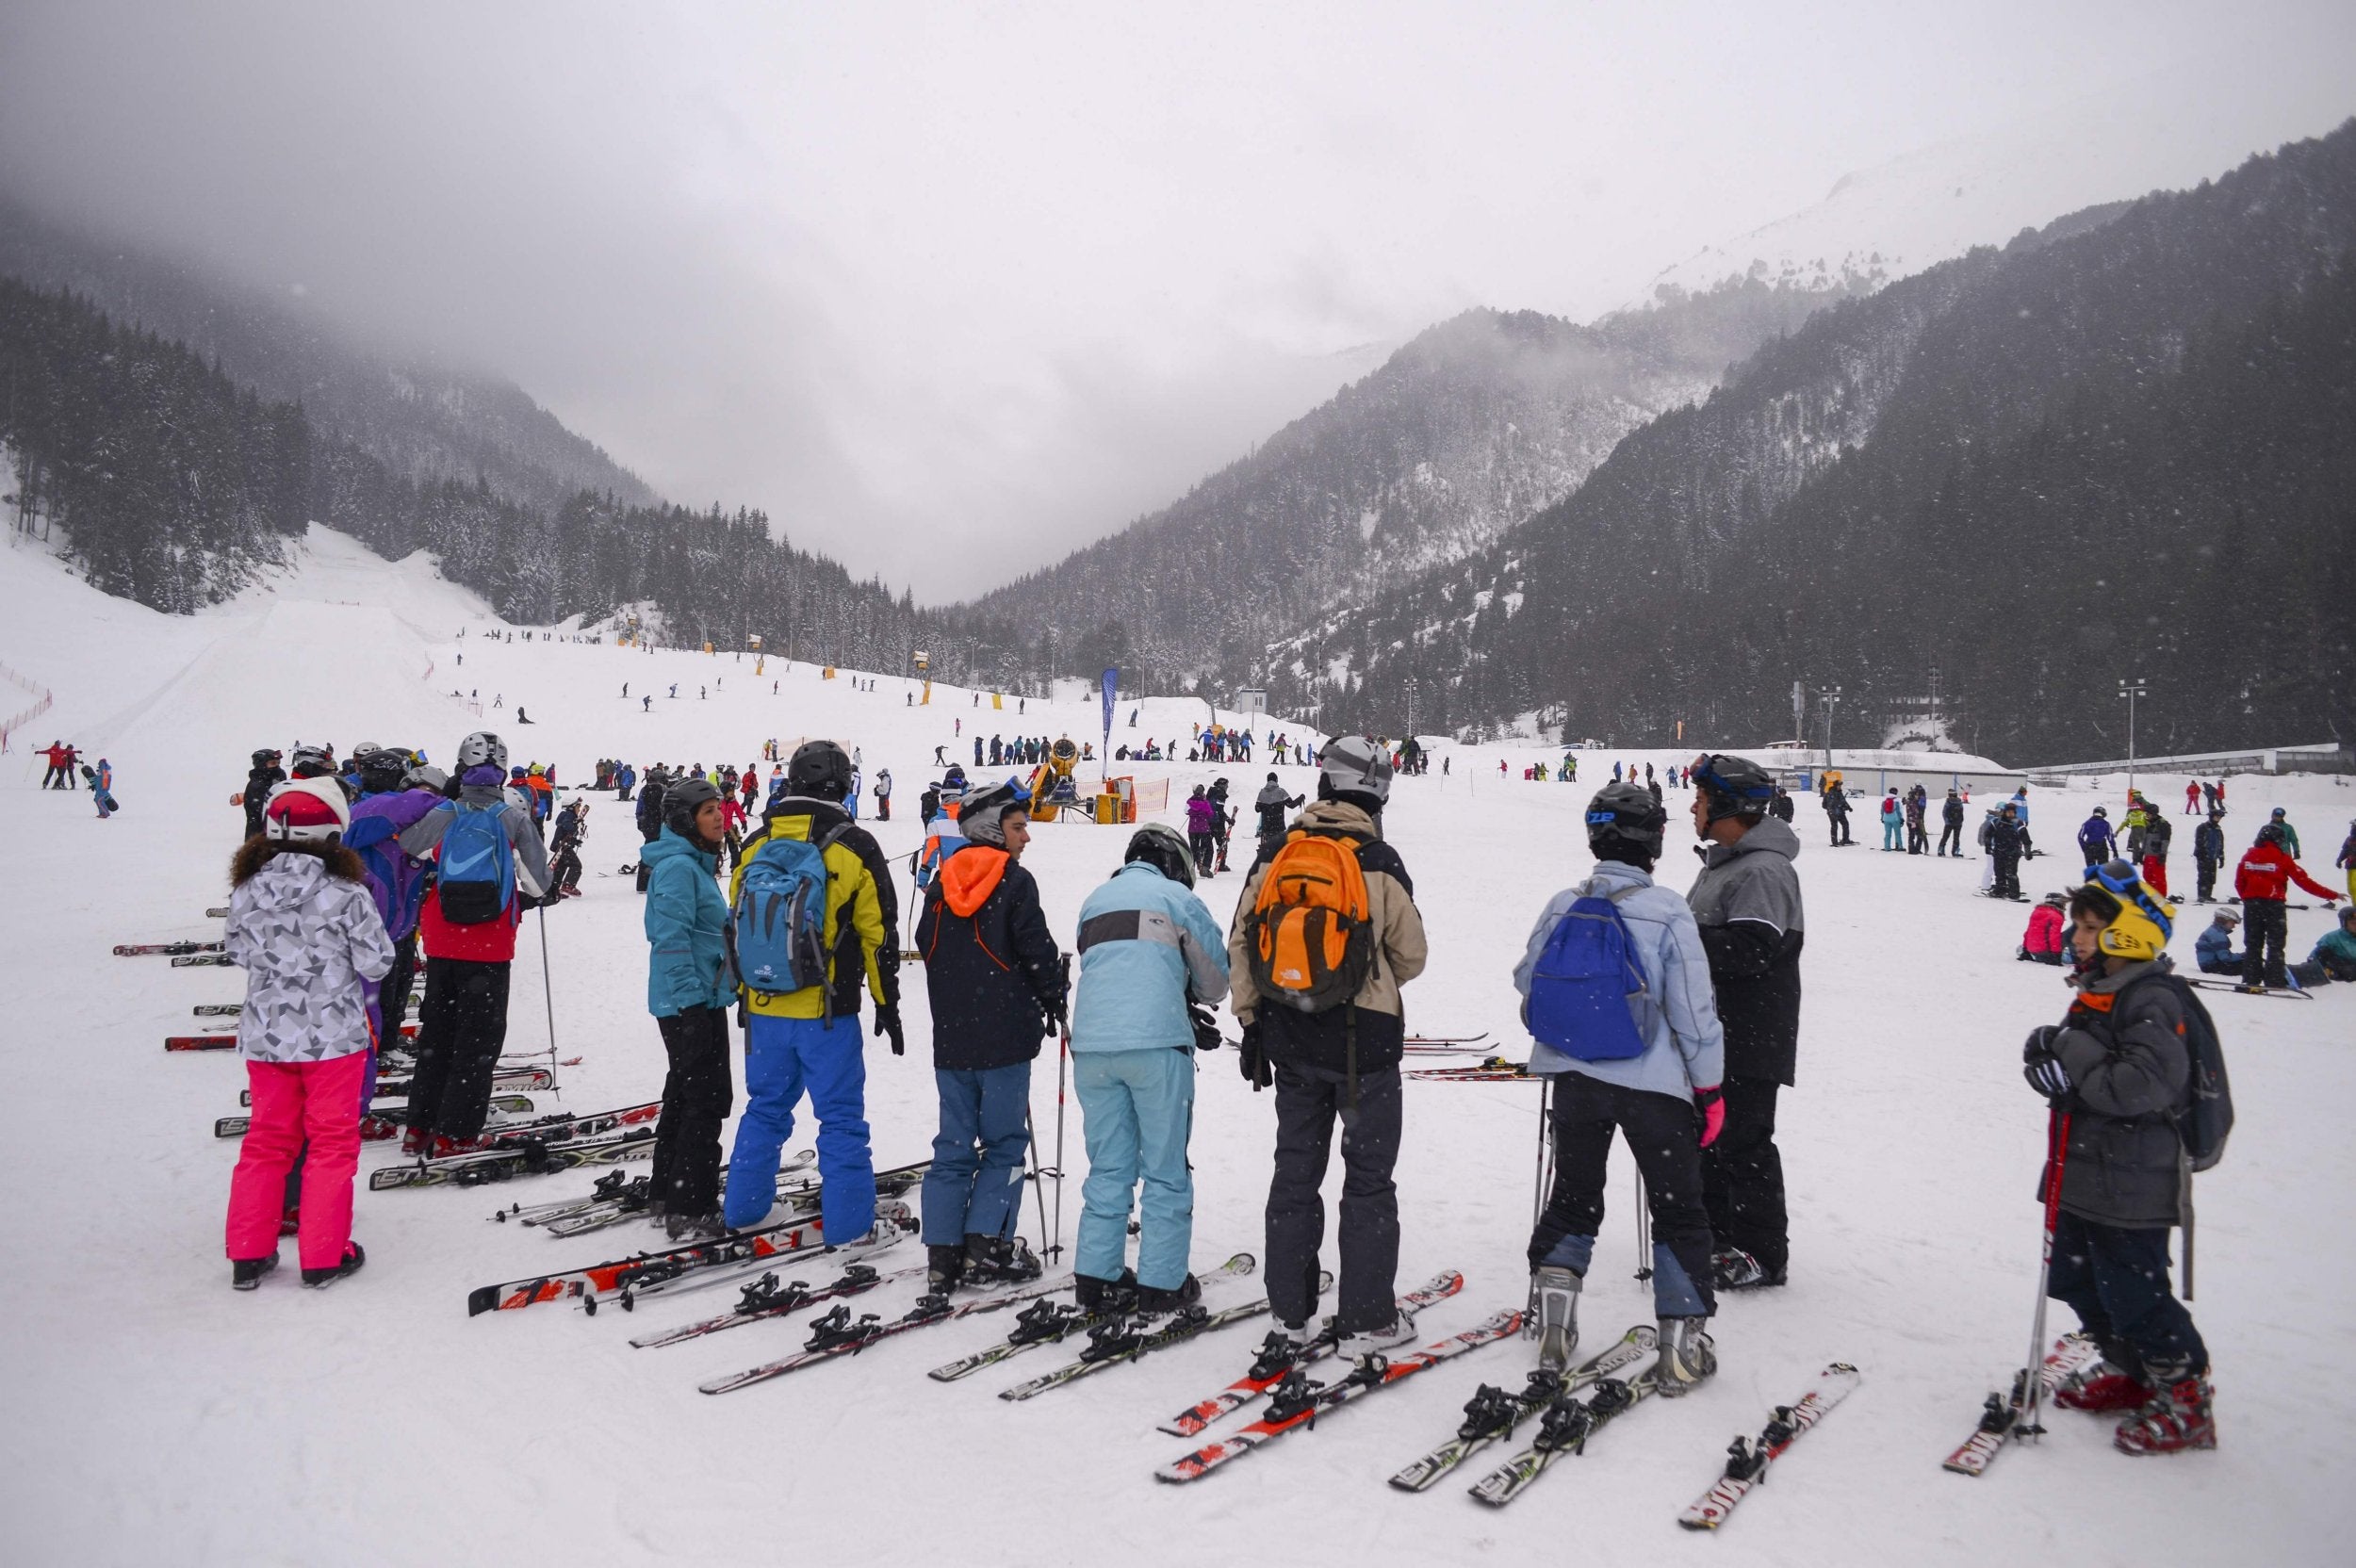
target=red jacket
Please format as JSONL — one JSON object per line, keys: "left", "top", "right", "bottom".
{"left": 2022, "top": 904, "right": 2066, "bottom": 956}
{"left": 2233, "top": 841, "right": 2339, "bottom": 903}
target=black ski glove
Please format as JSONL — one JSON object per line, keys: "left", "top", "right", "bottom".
{"left": 1187, "top": 1004, "right": 1223, "bottom": 1054}
{"left": 1237, "top": 1019, "right": 1272, "bottom": 1091}
{"left": 874, "top": 1004, "right": 906, "bottom": 1057}
{"left": 2021, "top": 1024, "right": 2071, "bottom": 1102}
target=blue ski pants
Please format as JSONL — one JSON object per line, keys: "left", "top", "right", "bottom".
{"left": 921, "top": 1063, "right": 1032, "bottom": 1245}
{"left": 725, "top": 1013, "right": 875, "bottom": 1237}
{"left": 1074, "top": 1047, "right": 1196, "bottom": 1290}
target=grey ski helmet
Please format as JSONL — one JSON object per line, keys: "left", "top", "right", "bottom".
{"left": 1124, "top": 822, "right": 1195, "bottom": 888}
{"left": 1317, "top": 735, "right": 1393, "bottom": 806}
{"left": 457, "top": 730, "right": 508, "bottom": 772}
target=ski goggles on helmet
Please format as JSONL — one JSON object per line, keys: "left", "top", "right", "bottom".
{"left": 1689, "top": 753, "right": 1775, "bottom": 802}
{"left": 2092, "top": 858, "right": 2172, "bottom": 937}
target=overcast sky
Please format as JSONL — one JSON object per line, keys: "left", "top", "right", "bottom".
{"left": 2, "top": 2, "right": 2350, "bottom": 601}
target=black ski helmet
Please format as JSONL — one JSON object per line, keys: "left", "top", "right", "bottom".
{"left": 1690, "top": 753, "right": 1775, "bottom": 824}
{"left": 1124, "top": 823, "right": 1195, "bottom": 888}
{"left": 1585, "top": 781, "right": 1666, "bottom": 864}
{"left": 2257, "top": 822, "right": 2286, "bottom": 848}
{"left": 663, "top": 776, "right": 724, "bottom": 844}
{"left": 786, "top": 740, "right": 854, "bottom": 803}
{"left": 356, "top": 748, "right": 412, "bottom": 794}
{"left": 251, "top": 747, "right": 282, "bottom": 769}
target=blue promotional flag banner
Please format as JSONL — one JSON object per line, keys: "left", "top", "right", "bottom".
{"left": 1100, "top": 667, "right": 1119, "bottom": 746}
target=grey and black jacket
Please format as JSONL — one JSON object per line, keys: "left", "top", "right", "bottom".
{"left": 1685, "top": 816, "right": 1806, "bottom": 1085}
{"left": 2038, "top": 960, "right": 2191, "bottom": 1228}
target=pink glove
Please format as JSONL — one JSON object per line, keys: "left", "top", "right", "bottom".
{"left": 1694, "top": 1085, "right": 1725, "bottom": 1148}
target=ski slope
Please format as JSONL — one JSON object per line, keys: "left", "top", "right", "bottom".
{"left": 3, "top": 529, "right": 2351, "bottom": 1566}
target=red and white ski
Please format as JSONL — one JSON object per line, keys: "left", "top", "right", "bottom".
{"left": 1678, "top": 1362, "right": 1861, "bottom": 1527}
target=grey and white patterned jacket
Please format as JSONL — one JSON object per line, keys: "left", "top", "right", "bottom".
{"left": 226, "top": 854, "right": 397, "bottom": 1064}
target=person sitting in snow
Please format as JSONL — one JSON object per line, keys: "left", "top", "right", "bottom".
{"left": 2018, "top": 891, "right": 2068, "bottom": 964}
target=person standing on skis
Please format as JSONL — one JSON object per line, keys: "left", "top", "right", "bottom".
{"left": 640, "top": 777, "right": 736, "bottom": 1238}
{"left": 222, "top": 778, "right": 393, "bottom": 1290}
{"left": 913, "top": 779, "right": 1065, "bottom": 1290}
{"left": 393, "top": 732, "right": 553, "bottom": 1156}
{"left": 1684, "top": 753, "right": 1804, "bottom": 1292}
{"left": 723, "top": 741, "right": 901, "bottom": 1243}
{"left": 1227, "top": 737, "right": 1429, "bottom": 1361}
{"left": 1516, "top": 782, "right": 1725, "bottom": 1396}
{"left": 2020, "top": 864, "right": 2213, "bottom": 1454}
{"left": 1067, "top": 823, "right": 1230, "bottom": 1315}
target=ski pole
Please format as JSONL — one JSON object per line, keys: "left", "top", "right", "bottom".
{"left": 535, "top": 900, "right": 562, "bottom": 1086}
{"left": 1530, "top": 1074, "right": 1552, "bottom": 1232}
{"left": 1049, "top": 1025, "right": 1070, "bottom": 1264}
{"left": 2020, "top": 1108, "right": 2071, "bottom": 1442}
{"left": 1024, "top": 1106, "right": 1053, "bottom": 1262}
{"left": 1634, "top": 1170, "right": 1653, "bottom": 1282}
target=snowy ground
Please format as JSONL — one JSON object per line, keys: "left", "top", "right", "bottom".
{"left": 3, "top": 528, "right": 2351, "bottom": 1566}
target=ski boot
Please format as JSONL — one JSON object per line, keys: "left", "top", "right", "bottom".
{"left": 1338, "top": 1307, "right": 1418, "bottom": 1361}
{"left": 1528, "top": 1266, "right": 1580, "bottom": 1374}
{"left": 302, "top": 1241, "right": 367, "bottom": 1290}
{"left": 1711, "top": 1247, "right": 1784, "bottom": 1291}
{"left": 1246, "top": 1321, "right": 1317, "bottom": 1383}
{"left": 399, "top": 1125, "right": 433, "bottom": 1158}
{"left": 963, "top": 1233, "right": 1042, "bottom": 1287}
{"left": 231, "top": 1253, "right": 279, "bottom": 1291}
{"left": 2056, "top": 1356, "right": 2153, "bottom": 1413}
{"left": 2114, "top": 1371, "right": 2216, "bottom": 1455}
{"left": 1651, "top": 1315, "right": 1717, "bottom": 1397}
{"left": 665, "top": 1211, "right": 724, "bottom": 1243}
{"left": 1135, "top": 1273, "right": 1202, "bottom": 1315}
{"left": 1072, "top": 1268, "right": 1137, "bottom": 1315}
{"left": 927, "top": 1245, "right": 966, "bottom": 1294}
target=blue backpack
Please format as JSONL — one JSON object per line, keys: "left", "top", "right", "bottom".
{"left": 1526, "top": 882, "right": 1654, "bottom": 1061}
{"left": 434, "top": 800, "right": 517, "bottom": 925}
{"left": 732, "top": 824, "right": 848, "bottom": 1006}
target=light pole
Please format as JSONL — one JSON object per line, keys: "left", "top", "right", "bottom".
{"left": 1813, "top": 684, "right": 1841, "bottom": 776}
{"left": 2119, "top": 678, "right": 2148, "bottom": 793}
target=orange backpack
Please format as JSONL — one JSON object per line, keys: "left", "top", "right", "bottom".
{"left": 1246, "top": 827, "right": 1375, "bottom": 1012}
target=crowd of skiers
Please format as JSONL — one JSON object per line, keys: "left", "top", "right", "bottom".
{"left": 204, "top": 713, "right": 2347, "bottom": 1458}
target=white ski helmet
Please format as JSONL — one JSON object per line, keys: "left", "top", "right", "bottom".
{"left": 457, "top": 731, "right": 508, "bottom": 771}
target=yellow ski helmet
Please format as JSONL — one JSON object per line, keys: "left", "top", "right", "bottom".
{"left": 2086, "top": 858, "right": 2175, "bottom": 961}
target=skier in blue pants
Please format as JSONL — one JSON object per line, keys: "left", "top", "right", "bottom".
{"left": 1069, "top": 823, "right": 1230, "bottom": 1312}
{"left": 913, "top": 781, "right": 1067, "bottom": 1290}
{"left": 721, "top": 741, "right": 903, "bottom": 1241}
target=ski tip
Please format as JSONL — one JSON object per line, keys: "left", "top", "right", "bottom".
{"left": 465, "top": 1285, "right": 499, "bottom": 1316}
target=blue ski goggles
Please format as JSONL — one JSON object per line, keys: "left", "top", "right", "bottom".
{"left": 2092, "top": 858, "right": 2172, "bottom": 937}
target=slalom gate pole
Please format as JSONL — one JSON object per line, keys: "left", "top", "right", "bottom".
{"left": 2020, "top": 1109, "right": 2071, "bottom": 1442}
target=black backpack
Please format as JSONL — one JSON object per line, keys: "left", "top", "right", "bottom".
{"left": 2134, "top": 973, "right": 2233, "bottom": 1171}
